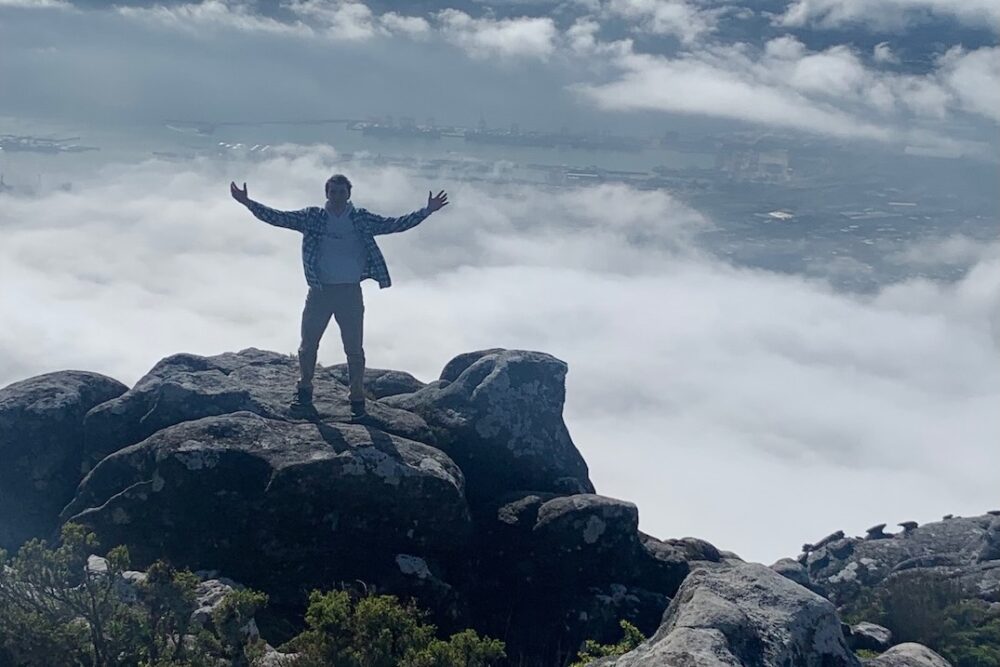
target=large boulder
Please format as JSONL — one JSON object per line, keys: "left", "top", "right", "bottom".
{"left": 62, "top": 410, "right": 471, "bottom": 598}
{"left": 81, "top": 349, "right": 432, "bottom": 469}
{"left": 771, "top": 557, "right": 812, "bottom": 587}
{"left": 463, "top": 491, "right": 693, "bottom": 667}
{"left": 0, "top": 370, "right": 127, "bottom": 550}
{"left": 473, "top": 492, "right": 689, "bottom": 596}
{"left": 593, "top": 562, "right": 859, "bottom": 666}
{"left": 506, "top": 493, "right": 691, "bottom": 593}
{"left": 864, "top": 643, "right": 953, "bottom": 667}
{"left": 382, "top": 349, "right": 594, "bottom": 506}
{"left": 848, "top": 622, "right": 893, "bottom": 652}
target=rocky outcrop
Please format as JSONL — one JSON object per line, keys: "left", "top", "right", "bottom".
{"left": 62, "top": 410, "right": 471, "bottom": 597}
{"left": 771, "top": 557, "right": 811, "bottom": 587}
{"left": 463, "top": 491, "right": 692, "bottom": 662}
{"left": 864, "top": 643, "right": 953, "bottom": 667}
{"left": 23, "top": 346, "right": 987, "bottom": 667}
{"left": 0, "top": 370, "right": 127, "bottom": 550}
{"left": 794, "top": 515, "right": 1000, "bottom": 607}
{"left": 382, "top": 349, "right": 594, "bottom": 507}
{"left": 80, "top": 349, "right": 432, "bottom": 471}
{"left": 591, "top": 562, "right": 859, "bottom": 666}
{"left": 5, "top": 347, "right": 690, "bottom": 666}
{"left": 847, "top": 622, "right": 893, "bottom": 652}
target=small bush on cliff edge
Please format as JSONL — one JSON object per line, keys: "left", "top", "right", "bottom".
{"left": 0, "top": 523, "right": 266, "bottom": 666}
{"left": 0, "top": 523, "right": 507, "bottom": 667}
{"left": 844, "top": 570, "right": 1000, "bottom": 667}
{"left": 569, "top": 619, "right": 645, "bottom": 667}
{"left": 280, "top": 588, "right": 506, "bottom": 667}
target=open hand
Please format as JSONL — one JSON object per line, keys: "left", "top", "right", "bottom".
{"left": 427, "top": 190, "right": 449, "bottom": 213}
{"left": 230, "top": 181, "right": 250, "bottom": 206}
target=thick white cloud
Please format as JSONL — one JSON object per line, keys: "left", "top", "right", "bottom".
{"left": 938, "top": 46, "right": 1000, "bottom": 123}
{"left": 116, "top": 1, "right": 311, "bottom": 37}
{"left": 435, "top": 9, "right": 559, "bottom": 60}
{"left": 0, "top": 0, "right": 72, "bottom": 7}
{"left": 111, "top": 1, "right": 556, "bottom": 55}
{"left": 605, "top": 0, "right": 724, "bottom": 44}
{"left": 573, "top": 36, "right": 999, "bottom": 147}
{"left": 1, "top": 148, "right": 998, "bottom": 563}
{"left": 287, "top": 0, "right": 414, "bottom": 41}
{"left": 115, "top": 0, "right": 431, "bottom": 42}
{"left": 573, "top": 48, "right": 896, "bottom": 140}
{"left": 379, "top": 12, "right": 432, "bottom": 37}
{"left": 776, "top": 0, "right": 1000, "bottom": 32}
{"left": 5, "top": 0, "right": 996, "bottom": 147}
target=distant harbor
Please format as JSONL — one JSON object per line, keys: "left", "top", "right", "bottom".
{"left": 347, "top": 116, "right": 648, "bottom": 152}
{"left": 0, "top": 134, "right": 99, "bottom": 154}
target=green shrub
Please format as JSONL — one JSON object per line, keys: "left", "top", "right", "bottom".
{"left": 569, "top": 619, "right": 645, "bottom": 667}
{"left": 844, "top": 570, "right": 1000, "bottom": 667}
{"left": 281, "top": 589, "right": 505, "bottom": 667}
{"left": 0, "top": 523, "right": 266, "bottom": 667}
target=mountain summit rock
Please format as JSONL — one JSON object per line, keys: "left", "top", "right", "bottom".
{"left": 1, "top": 347, "right": 980, "bottom": 666}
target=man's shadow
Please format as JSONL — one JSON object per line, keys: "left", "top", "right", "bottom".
{"left": 312, "top": 417, "right": 402, "bottom": 459}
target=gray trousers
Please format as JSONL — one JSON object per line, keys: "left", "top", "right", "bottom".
{"left": 298, "top": 283, "right": 365, "bottom": 401}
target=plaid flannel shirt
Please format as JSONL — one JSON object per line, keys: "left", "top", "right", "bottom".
{"left": 247, "top": 200, "right": 430, "bottom": 289}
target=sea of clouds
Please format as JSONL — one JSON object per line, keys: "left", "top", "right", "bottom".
{"left": 2, "top": 146, "right": 998, "bottom": 563}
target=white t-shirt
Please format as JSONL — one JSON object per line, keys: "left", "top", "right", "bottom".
{"left": 316, "top": 203, "right": 367, "bottom": 284}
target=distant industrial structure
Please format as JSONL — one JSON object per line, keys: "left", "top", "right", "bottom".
{"left": 715, "top": 142, "right": 791, "bottom": 183}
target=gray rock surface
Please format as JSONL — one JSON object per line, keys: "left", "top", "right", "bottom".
{"left": 531, "top": 494, "right": 689, "bottom": 592}
{"left": 0, "top": 370, "right": 128, "bottom": 549}
{"left": 848, "top": 621, "right": 893, "bottom": 652}
{"left": 63, "top": 410, "right": 470, "bottom": 595}
{"left": 864, "top": 643, "right": 953, "bottom": 667}
{"left": 467, "top": 490, "right": 693, "bottom": 665}
{"left": 81, "top": 348, "right": 432, "bottom": 470}
{"left": 771, "top": 557, "right": 811, "bottom": 587}
{"left": 796, "top": 515, "right": 1000, "bottom": 606}
{"left": 327, "top": 364, "right": 426, "bottom": 399}
{"left": 12, "top": 347, "right": 943, "bottom": 667}
{"left": 383, "top": 349, "right": 594, "bottom": 506}
{"left": 592, "top": 562, "right": 859, "bottom": 667}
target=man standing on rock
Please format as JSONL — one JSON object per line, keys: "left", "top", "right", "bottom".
{"left": 230, "top": 175, "right": 448, "bottom": 420}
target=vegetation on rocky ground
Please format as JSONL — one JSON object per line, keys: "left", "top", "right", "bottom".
{"left": 568, "top": 619, "right": 645, "bottom": 667}
{"left": 280, "top": 588, "right": 505, "bottom": 666}
{"left": 0, "top": 524, "right": 514, "bottom": 666}
{"left": 844, "top": 570, "right": 1000, "bottom": 667}
{"left": 0, "top": 523, "right": 268, "bottom": 666}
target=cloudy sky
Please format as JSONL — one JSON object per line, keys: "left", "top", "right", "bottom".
{"left": 1, "top": 0, "right": 998, "bottom": 563}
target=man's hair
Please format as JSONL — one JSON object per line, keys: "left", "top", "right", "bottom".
{"left": 326, "top": 174, "right": 352, "bottom": 196}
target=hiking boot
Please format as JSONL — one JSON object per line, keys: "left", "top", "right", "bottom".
{"left": 350, "top": 398, "right": 367, "bottom": 421}
{"left": 290, "top": 384, "right": 317, "bottom": 417}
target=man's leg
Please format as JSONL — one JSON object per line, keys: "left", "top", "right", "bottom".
{"left": 298, "top": 286, "right": 336, "bottom": 396}
{"left": 331, "top": 282, "right": 366, "bottom": 403}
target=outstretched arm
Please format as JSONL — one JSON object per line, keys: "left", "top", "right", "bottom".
{"left": 359, "top": 190, "right": 449, "bottom": 236}
{"left": 230, "top": 181, "right": 316, "bottom": 233}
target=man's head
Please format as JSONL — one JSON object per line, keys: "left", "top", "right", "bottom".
{"left": 325, "top": 174, "right": 352, "bottom": 206}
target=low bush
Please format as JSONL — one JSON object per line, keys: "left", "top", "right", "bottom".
{"left": 0, "top": 524, "right": 508, "bottom": 667}
{"left": 568, "top": 619, "right": 645, "bottom": 667}
{"left": 0, "top": 523, "right": 266, "bottom": 666}
{"left": 280, "top": 588, "right": 506, "bottom": 666}
{"left": 844, "top": 570, "right": 1000, "bottom": 667}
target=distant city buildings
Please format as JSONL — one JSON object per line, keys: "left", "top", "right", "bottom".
{"left": 715, "top": 142, "right": 791, "bottom": 183}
